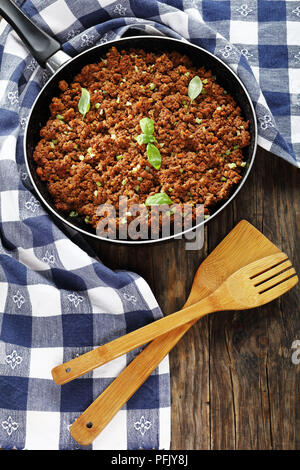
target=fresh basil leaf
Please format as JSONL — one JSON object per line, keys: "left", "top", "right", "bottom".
{"left": 188, "top": 76, "right": 202, "bottom": 103}
{"left": 135, "top": 134, "right": 157, "bottom": 145}
{"left": 147, "top": 143, "right": 161, "bottom": 170}
{"left": 145, "top": 192, "right": 173, "bottom": 206}
{"left": 78, "top": 87, "right": 90, "bottom": 119}
{"left": 139, "top": 117, "right": 154, "bottom": 135}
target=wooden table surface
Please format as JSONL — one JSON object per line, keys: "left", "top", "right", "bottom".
{"left": 87, "top": 146, "right": 300, "bottom": 450}
{"left": 1, "top": 13, "right": 299, "bottom": 452}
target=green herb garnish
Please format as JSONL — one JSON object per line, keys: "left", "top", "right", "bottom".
{"left": 188, "top": 76, "right": 203, "bottom": 103}
{"left": 135, "top": 134, "right": 157, "bottom": 145}
{"left": 135, "top": 118, "right": 162, "bottom": 169}
{"left": 145, "top": 193, "right": 173, "bottom": 206}
{"left": 140, "top": 117, "right": 154, "bottom": 135}
{"left": 78, "top": 87, "right": 90, "bottom": 119}
{"left": 147, "top": 143, "right": 161, "bottom": 170}
{"left": 69, "top": 211, "right": 78, "bottom": 217}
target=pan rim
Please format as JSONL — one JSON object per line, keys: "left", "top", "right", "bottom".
{"left": 24, "top": 35, "right": 258, "bottom": 245}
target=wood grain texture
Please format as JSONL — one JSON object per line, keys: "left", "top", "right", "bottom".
{"left": 87, "top": 146, "right": 300, "bottom": 450}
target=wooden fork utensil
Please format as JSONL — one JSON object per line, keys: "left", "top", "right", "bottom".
{"left": 53, "top": 252, "right": 297, "bottom": 387}
{"left": 51, "top": 221, "right": 298, "bottom": 445}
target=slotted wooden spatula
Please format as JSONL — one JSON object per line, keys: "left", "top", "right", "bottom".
{"left": 54, "top": 221, "right": 296, "bottom": 445}
{"left": 55, "top": 252, "right": 298, "bottom": 382}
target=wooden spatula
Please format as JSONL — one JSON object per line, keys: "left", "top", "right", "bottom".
{"left": 55, "top": 252, "right": 297, "bottom": 383}
{"left": 56, "top": 221, "right": 293, "bottom": 445}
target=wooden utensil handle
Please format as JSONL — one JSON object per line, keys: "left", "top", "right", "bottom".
{"left": 70, "top": 323, "right": 193, "bottom": 446}
{"left": 52, "top": 295, "right": 217, "bottom": 385}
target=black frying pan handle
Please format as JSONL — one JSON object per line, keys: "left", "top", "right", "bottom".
{"left": 0, "top": 0, "right": 61, "bottom": 67}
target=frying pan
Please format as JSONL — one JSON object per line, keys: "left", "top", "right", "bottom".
{"left": 0, "top": 0, "right": 257, "bottom": 244}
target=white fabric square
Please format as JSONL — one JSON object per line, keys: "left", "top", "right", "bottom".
{"left": 230, "top": 21, "right": 258, "bottom": 45}
{"left": 258, "top": 135, "right": 272, "bottom": 150}
{"left": 159, "top": 11, "right": 189, "bottom": 38}
{"left": 134, "top": 277, "right": 159, "bottom": 310}
{"left": 158, "top": 355, "right": 169, "bottom": 375}
{"left": 0, "top": 18, "right": 7, "bottom": 35}
{"left": 289, "top": 69, "right": 300, "bottom": 94}
{"left": 93, "top": 410, "right": 127, "bottom": 450}
{"left": 25, "top": 411, "right": 61, "bottom": 450}
{"left": 29, "top": 347, "right": 63, "bottom": 380}
{"left": 251, "top": 65, "right": 260, "bottom": 83}
{"left": 0, "top": 135, "right": 17, "bottom": 161}
{"left": 291, "top": 115, "right": 300, "bottom": 144}
{"left": 93, "top": 354, "right": 126, "bottom": 378}
{"left": 97, "top": 0, "right": 116, "bottom": 6}
{"left": 39, "top": 0, "right": 77, "bottom": 34}
{"left": 55, "top": 238, "right": 91, "bottom": 270}
{"left": 0, "top": 282, "right": 8, "bottom": 311}
{"left": 287, "top": 21, "right": 300, "bottom": 46}
{"left": 0, "top": 190, "right": 19, "bottom": 222}
{"left": 0, "top": 80, "right": 9, "bottom": 104}
{"left": 3, "top": 31, "right": 28, "bottom": 59}
{"left": 159, "top": 406, "right": 171, "bottom": 450}
{"left": 28, "top": 284, "right": 61, "bottom": 317}
{"left": 17, "top": 248, "right": 49, "bottom": 271}
{"left": 88, "top": 286, "right": 124, "bottom": 314}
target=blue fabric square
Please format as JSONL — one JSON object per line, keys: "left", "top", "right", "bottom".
{"left": 258, "top": 1, "right": 286, "bottom": 22}
{"left": 10, "top": 61, "right": 26, "bottom": 83}
{"left": 198, "top": 38, "right": 216, "bottom": 54}
{"left": 202, "top": 1, "right": 230, "bottom": 21}
{"left": 258, "top": 45, "right": 288, "bottom": 68}
{"left": 127, "top": 375, "right": 159, "bottom": 409}
{"left": 16, "top": 136, "right": 24, "bottom": 165}
{"left": 0, "top": 109, "right": 19, "bottom": 136}
{"left": 93, "top": 262, "right": 132, "bottom": 289}
{"left": 263, "top": 91, "right": 290, "bottom": 116}
{"left": 0, "top": 227, "right": 16, "bottom": 251}
{"left": 125, "top": 309, "right": 156, "bottom": 333}
{"left": 130, "top": 0, "right": 160, "bottom": 18}
{"left": 0, "top": 376, "right": 29, "bottom": 410}
{"left": 21, "top": 81, "right": 42, "bottom": 108}
{"left": 162, "top": 0, "right": 183, "bottom": 9}
{"left": 62, "top": 314, "right": 93, "bottom": 347}
{"left": 1, "top": 256, "right": 27, "bottom": 286}
{"left": 22, "top": 0, "right": 40, "bottom": 18}
{"left": 24, "top": 215, "right": 55, "bottom": 246}
{"left": 52, "top": 268, "right": 87, "bottom": 292}
{"left": 78, "top": 9, "right": 110, "bottom": 28}
{"left": 0, "top": 44, "right": 3, "bottom": 70}
{"left": 1, "top": 314, "right": 32, "bottom": 348}
{"left": 60, "top": 378, "right": 93, "bottom": 412}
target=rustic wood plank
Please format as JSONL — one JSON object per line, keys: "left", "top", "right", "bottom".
{"left": 88, "top": 145, "right": 300, "bottom": 450}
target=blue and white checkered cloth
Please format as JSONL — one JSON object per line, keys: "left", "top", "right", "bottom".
{"left": 0, "top": 0, "right": 299, "bottom": 451}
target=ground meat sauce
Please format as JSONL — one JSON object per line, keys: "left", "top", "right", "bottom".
{"left": 33, "top": 47, "right": 250, "bottom": 236}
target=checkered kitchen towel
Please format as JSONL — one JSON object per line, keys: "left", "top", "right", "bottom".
{"left": 0, "top": 0, "right": 299, "bottom": 452}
